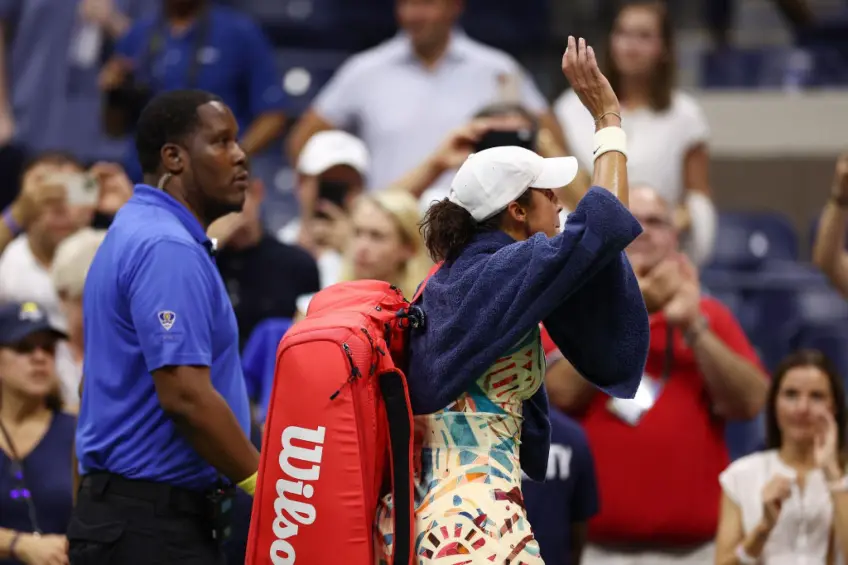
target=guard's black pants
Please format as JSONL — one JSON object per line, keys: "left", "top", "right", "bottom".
{"left": 68, "top": 474, "right": 226, "bottom": 565}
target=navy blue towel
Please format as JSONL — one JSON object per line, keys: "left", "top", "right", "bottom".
{"left": 407, "top": 187, "right": 650, "bottom": 480}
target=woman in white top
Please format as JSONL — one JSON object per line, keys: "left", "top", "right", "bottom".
{"left": 715, "top": 350, "right": 848, "bottom": 564}
{"left": 553, "top": 0, "right": 717, "bottom": 265}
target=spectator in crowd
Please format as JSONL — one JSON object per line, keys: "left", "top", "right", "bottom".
{"left": 50, "top": 228, "right": 107, "bottom": 412}
{"left": 391, "top": 102, "right": 589, "bottom": 216}
{"left": 0, "top": 154, "right": 84, "bottom": 331}
{"left": 715, "top": 349, "right": 848, "bottom": 564}
{"left": 547, "top": 185, "right": 768, "bottom": 565}
{"left": 100, "top": 0, "right": 287, "bottom": 181}
{"left": 554, "top": 0, "right": 717, "bottom": 266}
{"left": 343, "top": 190, "right": 431, "bottom": 299}
{"left": 294, "top": 190, "right": 430, "bottom": 318}
{"left": 0, "top": 0, "right": 151, "bottom": 194}
{"left": 212, "top": 178, "right": 320, "bottom": 351}
{"left": 279, "top": 130, "right": 370, "bottom": 289}
{"left": 813, "top": 152, "right": 848, "bottom": 298}
{"left": 287, "top": 0, "right": 569, "bottom": 212}
{"left": 0, "top": 302, "right": 75, "bottom": 565}
{"left": 523, "top": 404, "right": 600, "bottom": 565}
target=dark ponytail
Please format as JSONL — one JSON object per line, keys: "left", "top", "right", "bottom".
{"left": 420, "top": 191, "right": 534, "bottom": 262}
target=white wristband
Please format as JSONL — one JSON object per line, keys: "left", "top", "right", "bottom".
{"left": 735, "top": 544, "right": 757, "bottom": 564}
{"left": 592, "top": 127, "right": 627, "bottom": 162}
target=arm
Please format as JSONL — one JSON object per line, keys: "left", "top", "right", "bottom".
{"left": 823, "top": 462, "right": 848, "bottom": 560}
{"left": 128, "top": 240, "right": 259, "bottom": 485}
{"left": 715, "top": 492, "right": 771, "bottom": 565}
{"left": 569, "top": 427, "right": 599, "bottom": 565}
{"left": 570, "top": 523, "right": 589, "bottom": 565}
{"left": 545, "top": 358, "right": 597, "bottom": 415}
{"left": 680, "top": 144, "right": 718, "bottom": 266}
{"left": 812, "top": 155, "right": 848, "bottom": 298}
{"left": 238, "top": 20, "right": 287, "bottom": 156}
{"left": 152, "top": 365, "right": 259, "bottom": 482}
{"left": 687, "top": 304, "right": 768, "bottom": 420}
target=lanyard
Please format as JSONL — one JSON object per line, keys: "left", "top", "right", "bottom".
{"left": 141, "top": 8, "right": 212, "bottom": 89}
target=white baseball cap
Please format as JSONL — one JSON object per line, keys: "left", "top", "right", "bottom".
{"left": 297, "top": 130, "right": 370, "bottom": 176}
{"left": 448, "top": 146, "right": 579, "bottom": 222}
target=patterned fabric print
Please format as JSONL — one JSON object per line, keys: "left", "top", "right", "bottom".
{"left": 376, "top": 330, "right": 546, "bottom": 565}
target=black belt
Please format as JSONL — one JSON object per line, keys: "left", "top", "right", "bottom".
{"left": 80, "top": 472, "right": 213, "bottom": 517}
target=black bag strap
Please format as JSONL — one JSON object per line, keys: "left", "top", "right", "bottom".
{"left": 140, "top": 8, "right": 212, "bottom": 89}
{"left": 379, "top": 370, "right": 414, "bottom": 565}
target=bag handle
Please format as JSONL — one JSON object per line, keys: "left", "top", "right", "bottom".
{"left": 411, "top": 262, "right": 442, "bottom": 304}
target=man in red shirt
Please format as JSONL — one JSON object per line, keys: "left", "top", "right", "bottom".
{"left": 544, "top": 185, "right": 768, "bottom": 565}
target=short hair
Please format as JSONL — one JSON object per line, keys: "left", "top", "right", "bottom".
{"left": 135, "top": 89, "right": 222, "bottom": 175}
{"left": 51, "top": 228, "right": 107, "bottom": 299}
{"left": 22, "top": 151, "right": 84, "bottom": 178}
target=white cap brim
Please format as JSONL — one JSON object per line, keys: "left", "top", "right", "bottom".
{"left": 531, "top": 156, "right": 580, "bottom": 189}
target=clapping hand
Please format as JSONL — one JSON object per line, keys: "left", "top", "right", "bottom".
{"left": 561, "top": 36, "right": 620, "bottom": 123}
{"left": 814, "top": 405, "right": 842, "bottom": 480}
{"left": 15, "top": 533, "right": 69, "bottom": 565}
{"left": 760, "top": 475, "right": 793, "bottom": 532}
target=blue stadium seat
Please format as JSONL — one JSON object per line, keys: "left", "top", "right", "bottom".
{"left": 725, "top": 414, "right": 766, "bottom": 461}
{"left": 708, "top": 212, "right": 798, "bottom": 270}
{"left": 702, "top": 46, "right": 848, "bottom": 89}
{"left": 461, "top": 0, "right": 550, "bottom": 52}
{"left": 796, "top": 281, "right": 848, "bottom": 326}
{"left": 797, "top": 322, "right": 848, "bottom": 382}
{"left": 275, "top": 49, "right": 351, "bottom": 117}
{"left": 242, "top": 0, "right": 343, "bottom": 47}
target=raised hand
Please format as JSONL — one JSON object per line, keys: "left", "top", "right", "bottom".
{"left": 561, "top": 36, "right": 620, "bottom": 122}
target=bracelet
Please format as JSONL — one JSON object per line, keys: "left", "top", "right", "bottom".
{"left": 735, "top": 544, "right": 757, "bottom": 564}
{"left": 683, "top": 315, "right": 709, "bottom": 347}
{"left": 594, "top": 111, "right": 621, "bottom": 125}
{"left": 592, "top": 126, "right": 627, "bottom": 162}
{"left": 1, "top": 206, "right": 22, "bottom": 237}
{"left": 237, "top": 471, "right": 258, "bottom": 496}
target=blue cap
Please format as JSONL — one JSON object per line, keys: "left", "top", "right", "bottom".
{"left": 0, "top": 302, "right": 66, "bottom": 346}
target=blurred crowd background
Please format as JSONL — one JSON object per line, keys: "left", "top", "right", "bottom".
{"left": 1, "top": 0, "right": 848, "bottom": 564}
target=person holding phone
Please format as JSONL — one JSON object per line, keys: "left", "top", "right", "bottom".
{"left": 389, "top": 102, "right": 590, "bottom": 215}
{"left": 277, "top": 130, "right": 370, "bottom": 289}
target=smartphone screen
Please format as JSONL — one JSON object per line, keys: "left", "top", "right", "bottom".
{"left": 58, "top": 173, "right": 99, "bottom": 206}
{"left": 315, "top": 180, "right": 350, "bottom": 219}
{"left": 475, "top": 129, "right": 536, "bottom": 152}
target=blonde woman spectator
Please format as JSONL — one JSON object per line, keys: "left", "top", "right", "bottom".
{"left": 296, "top": 190, "right": 431, "bottom": 316}
{"left": 554, "top": 0, "right": 717, "bottom": 266}
{"left": 50, "top": 229, "right": 106, "bottom": 411}
{"left": 343, "top": 190, "right": 431, "bottom": 298}
{"left": 716, "top": 350, "right": 848, "bottom": 565}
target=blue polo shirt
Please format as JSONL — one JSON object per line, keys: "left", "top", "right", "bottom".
{"left": 522, "top": 410, "right": 599, "bottom": 565}
{"left": 76, "top": 185, "right": 250, "bottom": 491}
{"left": 115, "top": 5, "right": 286, "bottom": 180}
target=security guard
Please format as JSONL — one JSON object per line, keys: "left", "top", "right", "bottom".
{"left": 70, "top": 90, "right": 259, "bottom": 565}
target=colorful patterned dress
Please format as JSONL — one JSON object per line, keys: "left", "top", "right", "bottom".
{"left": 375, "top": 329, "right": 546, "bottom": 565}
